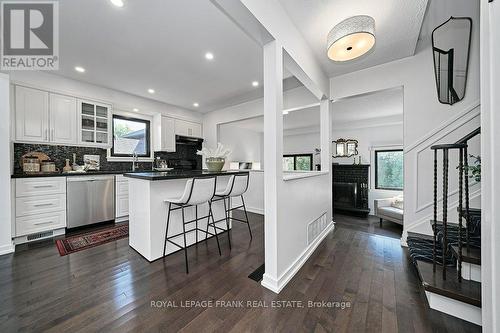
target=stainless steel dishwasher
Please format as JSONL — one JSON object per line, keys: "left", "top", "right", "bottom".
{"left": 67, "top": 175, "right": 115, "bottom": 228}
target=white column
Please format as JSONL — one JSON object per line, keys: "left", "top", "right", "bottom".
{"left": 320, "top": 98, "right": 333, "bottom": 223}
{"left": 0, "top": 73, "right": 13, "bottom": 256}
{"left": 261, "top": 40, "right": 283, "bottom": 291}
{"left": 480, "top": 0, "right": 500, "bottom": 331}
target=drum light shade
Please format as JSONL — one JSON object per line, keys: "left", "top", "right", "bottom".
{"left": 327, "top": 15, "right": 376, "bottom": 62}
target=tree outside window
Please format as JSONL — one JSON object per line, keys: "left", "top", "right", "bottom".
{"left": 375, "top": 150, "right": 404, "bottom": 190}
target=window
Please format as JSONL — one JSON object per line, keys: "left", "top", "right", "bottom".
{"left": 111, "top": 115, "right": 151, "bottom": 157}
{"left": 375, "top": 150, "right": 404, "bottom": 190}
{"left": 283, "top": 154, "right": 313, "bottom": 171}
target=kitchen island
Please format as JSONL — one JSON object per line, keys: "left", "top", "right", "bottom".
{"left": 124, "top": 170, "right": 249, "bottom": 262}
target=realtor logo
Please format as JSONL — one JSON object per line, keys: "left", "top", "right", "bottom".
{"left": 1, "top": 1, "right": 59, "bottom": 70}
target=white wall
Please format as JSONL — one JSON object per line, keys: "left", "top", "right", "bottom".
{"left": 330, "top": 0, "right": 480, "bottom": 241}
{"left": 0, "top": 73, "right": 13, "bottom": 255}
{"left": 203, "top": 86, "right": 318, "bottom": 151}
{"left": 218, "top": 125, "right": 264, "bottom": 168}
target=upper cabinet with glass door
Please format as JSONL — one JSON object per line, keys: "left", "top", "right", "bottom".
{"left": 77, "top": 99, "right": 112, "bottom": 148}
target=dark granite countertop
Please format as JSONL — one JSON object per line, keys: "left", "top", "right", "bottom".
{"left": 11, "top": 170, "right": 154, "bottom": 178}
{"left": 123, "top": 170, "right": 249, "bottom": 181}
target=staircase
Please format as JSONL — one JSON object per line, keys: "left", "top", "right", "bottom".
{"left": 406, "top": 127, "right": 482, "bottom": 326}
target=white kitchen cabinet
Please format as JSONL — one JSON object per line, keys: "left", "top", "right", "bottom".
{"left": 77, "top": 99, "right": 112, "bottom": 148}
{"left": 153, "top": 114, "right": 176, "bottom": 152}
{"left": 49, "top": 93, "right": 78, "bottom": 144}
{"left": 15, "top": 177, "right": 67, "bottom": 237}
{"left": 115, "top": 175, "right": 129, "bottom": 221}
{"left": 15, "top": 86, "right": 49, "bottom": 142}
{"left": 174, "top": 119, "right": 202, "bottom": 138}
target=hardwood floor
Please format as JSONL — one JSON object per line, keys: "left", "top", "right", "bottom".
{"left": 0, "top": 212, "right": 480, "bottom": 332}
{"left": 334, "top": 212, "right": 403, "bottom": 239}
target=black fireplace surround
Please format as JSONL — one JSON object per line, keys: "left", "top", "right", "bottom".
{"left": 333, "top": 164, "right": 370, "bottom": 216}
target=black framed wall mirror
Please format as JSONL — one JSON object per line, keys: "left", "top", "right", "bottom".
{"left": 432, "top": 17, "right": 472, "bottom": 105}
{"left": 333, "top": 138, "right": 358, "bottom": 158}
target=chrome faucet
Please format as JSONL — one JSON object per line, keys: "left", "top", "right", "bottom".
{"left": 132, "top": 152, "right": 138, "bottom": 171}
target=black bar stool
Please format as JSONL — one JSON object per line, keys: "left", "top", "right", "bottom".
{"left": 163, "top": 176, "right": 221, "bottom": 274}
{"left": 210, "top": 173, "right": 252, "bottom": 250}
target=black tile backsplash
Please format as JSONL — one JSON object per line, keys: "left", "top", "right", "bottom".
{"left": 13, "top": 143, "right": 202, "bottom": 174}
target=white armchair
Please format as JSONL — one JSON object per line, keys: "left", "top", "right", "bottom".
{"left": 374, "top": 197, "right": 404, "bottom": 227}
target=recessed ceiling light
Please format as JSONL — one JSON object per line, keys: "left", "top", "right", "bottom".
{"left": 252, "top": 81, "right": 259, "bottom": 87}
{"left": 133, "top": 108, "right": 139, "bottom": 112}
{"left": 193, "top": 102, "right": 199, "bottom": 107}
{"left": 148, "top": 88, "right": 155, "bottom": 94}
{"left": 74, "top": 66, "right": 85, "bottom": 73}
{"left": 205, "top": 52, "right": 214, "bottom": 60}
{"left": 110, "top": 0, "right": 124, "bottom": 7}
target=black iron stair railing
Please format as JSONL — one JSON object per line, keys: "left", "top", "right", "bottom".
{"left": 430, "top": 127, "right": 480, "bottom": 282}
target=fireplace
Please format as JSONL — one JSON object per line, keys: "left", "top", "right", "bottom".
{"left": 333, "top": 164, "right": 370, "bottom": 216}
{"left": 333, "top": 182, "right": 358, "bottom": 209}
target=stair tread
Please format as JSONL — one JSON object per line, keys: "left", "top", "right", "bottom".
{"left": 450, "top": 245, "right": 481, "bottom": 265}
{"left": 416, "top": 260, "right": 481, "bottom": 307}
{"left": 407, "top": 231, "right": 433, "bottom": 241}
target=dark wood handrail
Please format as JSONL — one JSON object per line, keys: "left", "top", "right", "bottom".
{"left": 456, "top": 127, "right": 481, "bottom": 144}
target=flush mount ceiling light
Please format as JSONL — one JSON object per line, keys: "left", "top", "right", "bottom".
{"left": 110, "top": 0, "right": 124, "bottom": 8}
{"left": 327, "top": 15, "right": 375, "bottom": 62}
{"left": 205, "top": 52, "right": 214, "bottom": 60}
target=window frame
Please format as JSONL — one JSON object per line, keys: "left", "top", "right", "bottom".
{"left": 374, "top": 149, "right": 404, "bottom": 190}
{"left": 110, "top": 114, "right": 151, "bottom": 158}
{"left": 283, "top": 153, "right": 314, "bottom": 171}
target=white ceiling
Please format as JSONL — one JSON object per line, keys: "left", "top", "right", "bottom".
{"left": 222, "top": 87, "right": 403, "bottom": 133}
{"left": 57, "top": 0, "right": 263, "bottom": 113}
{"left": 279, "top": 0, "right": 429, "bottom": 77}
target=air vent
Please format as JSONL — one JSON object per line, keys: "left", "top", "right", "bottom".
{"left": 27, "top": 231, "right": 54, "bottom": 241}
{"left": 307, "top": 212, "right": 328, "bottom": 245}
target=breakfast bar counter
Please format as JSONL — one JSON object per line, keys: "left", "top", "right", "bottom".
{"left": 123, "top": 170, "right": 249, "bottom": 261}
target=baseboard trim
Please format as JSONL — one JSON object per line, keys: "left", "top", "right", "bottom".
{"left": 261, "top": 221, "right": 335, "bottom": 294}
{"left": 425, "top": 291, "right": 482, "bottom": 326}
{"left": 0, "top": 242, "right": 15, "bottom": 256}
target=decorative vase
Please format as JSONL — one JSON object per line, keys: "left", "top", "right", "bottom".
{"left": 206, "top": 158, "right": 225, "bottom": 172}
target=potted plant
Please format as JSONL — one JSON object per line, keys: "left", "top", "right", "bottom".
{"left": 468, "top": 155, "right": 481, "bottom": 182}
{"left": 197, "top": 143, "right": 231, "bottom": 172}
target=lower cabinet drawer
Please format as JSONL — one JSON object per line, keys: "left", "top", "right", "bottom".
{"left": 16, "top": 193, "right": 66, "bottom": 217}
{"left": 16, "top": 210, "right": 66, "bottom": 236}
{"left": 116, "top": 180, "right": 129, "bottom": 196}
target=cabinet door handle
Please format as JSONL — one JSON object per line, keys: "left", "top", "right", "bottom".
{"left": 33, "top": 185, "right": 53, "bottom": 188}
{"left": 34, "top": 221, "right": 55, "bottom": 226}
{"left": 33, "top": 203, "right": 53, "bottom": 207}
